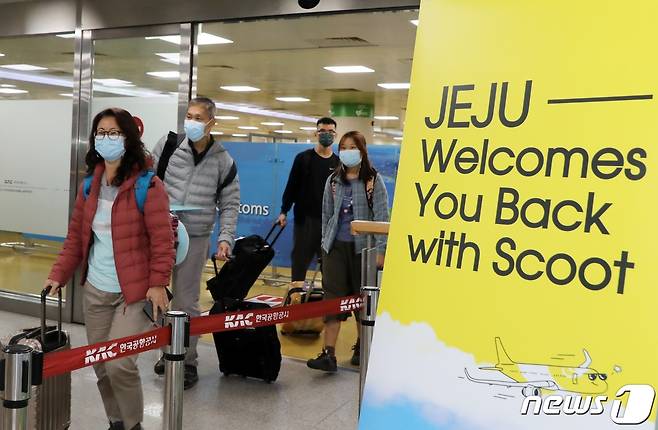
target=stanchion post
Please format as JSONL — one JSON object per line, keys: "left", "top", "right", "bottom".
{"left": 163, "top": 311, "right": 189, "bottom": 430}
{"left": 359, "top": 235, "right": 379, "bottom": 410}
{"left": 1, "top": 344, "right": 33, "bottom": 430}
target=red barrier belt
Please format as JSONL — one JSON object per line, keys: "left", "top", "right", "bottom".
{"left": 42, "top": 295, "right": 362, "bottom": 379}
{"left": 43, "top": 326, "right": 169, "bottom": 379}
{"left": 190, "top": 295, "right": 362, "bottom": 336}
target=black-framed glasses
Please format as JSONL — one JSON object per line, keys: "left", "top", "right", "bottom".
{"left": 318, "top": 130, "right": 337, "bottom": 135}
{"left": 95, "top": 130, "right": 124, "bottom": 140}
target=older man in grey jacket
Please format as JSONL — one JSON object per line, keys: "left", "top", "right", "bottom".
{"left": 151, "top": 97, "right": 240, "bottom": 389}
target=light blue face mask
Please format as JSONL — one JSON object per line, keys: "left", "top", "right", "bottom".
{"left": 339, "top": 149, "right": 362, "bottom": 168}
{"left": 184, "top": 119, "right": 209, "bottom": 142}
{"left": 95, "top": 136, "right": 126, "bottom": 162}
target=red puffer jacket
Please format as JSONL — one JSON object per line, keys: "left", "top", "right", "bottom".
{"left": 49, "top": 164, "right": 174, "bottom": 304}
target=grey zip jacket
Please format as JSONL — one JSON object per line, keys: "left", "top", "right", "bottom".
{"left": 152, "top": 134, "right": 240, "bottom": 248}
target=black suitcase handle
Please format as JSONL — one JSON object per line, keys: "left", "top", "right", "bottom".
{"left": 211, "top": 255, "right": 220, "bottom": 275}
{"left": 283, "top": 287, "right": 324, "bottom": 306}
{"left": 41, "top": 286, "right": 63, "bottom": 346}
{"left": 265, "top": 222, "right": 286, "bottom": 247}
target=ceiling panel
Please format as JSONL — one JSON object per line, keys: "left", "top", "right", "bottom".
{"left": 0, "top": 8, "right": 418, "bottom": 144}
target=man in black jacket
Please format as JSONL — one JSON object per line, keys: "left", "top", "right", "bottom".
{"left": 278, "top": 117, "right": 339, "bottom": 281}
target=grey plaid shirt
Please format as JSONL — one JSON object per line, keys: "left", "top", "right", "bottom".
{"left": 321, "top": 173, "right": 390, "bottom": 254}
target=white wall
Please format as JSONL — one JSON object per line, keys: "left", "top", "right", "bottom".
{"left": 0, "top": 96, "right": 178, "bottom": 238}
{"left": 0, "top": 99, "right": 72, "bottom": 237}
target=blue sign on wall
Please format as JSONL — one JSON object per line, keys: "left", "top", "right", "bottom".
{"left": 210, "top": 142, "right": 400, "bottom": 268}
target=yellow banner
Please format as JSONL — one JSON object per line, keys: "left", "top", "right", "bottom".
{"left": 360, "top": 1, "right": 658, "bottom": 429}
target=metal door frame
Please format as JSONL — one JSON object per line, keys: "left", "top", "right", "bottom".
{"left": 69, "top": 23, "right": 195, "bottom": 323}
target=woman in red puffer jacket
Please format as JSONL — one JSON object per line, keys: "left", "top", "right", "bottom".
{"left": 45, "top": 107, "right": 174, "bottom": 430}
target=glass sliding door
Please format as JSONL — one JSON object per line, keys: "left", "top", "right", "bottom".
{"left": 0, "top": 32, "right": 76, "bottom": 319}
{"left": 71, "top": 24, "right": 193, "bottom": 322}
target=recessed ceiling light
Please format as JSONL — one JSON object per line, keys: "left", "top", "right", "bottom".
{"left": 56, "top": 33, "right": 76, "bottom": 38}
{"left": 276, "top": 97, "right": 310, "bottom": 102}
{"left": 374, "top": 115, "right": 399, "bottom": 121}
{"left": 238, "top": 126, "right": 259, "bottom": 130}
{"left": 147, "top": 71, "right": 180, "bottom": 79}
{"left": 0, "top": 53, "right": 4, "bottom": 57}
{"left": 0, "top": 88, "right": 28, "bottom": 94}
{"left": 324, "top": 66, "right": 374, "bottom": 74}
{"left": 94, "top": 78, "right": 135, "bottom": 87}
{"left": 299, "top": 126, "right": 317, "bottom": 131}
{"left": 215, "top": 115, "right": 240, "bottom": 120}
{"left": 146, "top": 33, "right": 233, "bottom": 45}
{"left": 59, "top": 93, "right": 73, "bottom": 97}
{"left": 215, "top": 101, "right": 318, "bottom": 124}
{"left": 220, "top": 85, "right": 260, "bottom": 92}
{"left": 145, "top": 35, "right": 181, "bottom": 44}
{"left": 210, "top": 131, "right": 224, "bottom": 135}
{"left": 273, "top": 130, "right": 293, "bottom": 134}
{"left": 0, "top": 84, "right": 16, "bottom": 88}
{"left": 197, "top": 33, "right": 234, "bottom": 45}
{"left": 378, "top": 83, "right": 410, "bottom": 90}
{"left": 1, "top": 64, "right": 47, "bottom": 71}
{"left": 394, "top": 137, "right": 403, "bottom": 141}
{"left": 410, "top": 19, "right": 419, "bottom": 26}
{"left": 261, "top": 122, "right": 285, "bottom": 126}
{"left": 156, "top": 53, "right": 180, "bottom": 65}
{"left": 232, "top": 133, "right": 248, "bottom": 137}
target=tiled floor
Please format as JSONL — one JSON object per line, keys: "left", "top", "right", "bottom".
{"left": 0, "top": 235, "right": 361, "bottom": 366}
{"left": 0, "top": 310, "right": 359, "bottom": 430}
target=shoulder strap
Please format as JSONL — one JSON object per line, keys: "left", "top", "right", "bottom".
{"left": 217, "top": 160, "right": 237, "bottom": 197}
{"left": 82, "top": 176, "right": 93, "bottom": 200}
{"left": 365, "top": 173, "right": 376, "bottom": 210}
{"left": 134, "top": 171, "right": 156, "bottom": 213}
{"left": 330, "top": 171, "right": 338, "bottom": 199}
{"left": 156, "top": 131, "right": 185, "bottom": 180}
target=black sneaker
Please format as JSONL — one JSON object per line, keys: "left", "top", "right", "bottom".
{"left": 153, "top": 356, "right": 165, "bottom": 376}
{"left": 108, "top": 422, "right": 124, "bottom": 430}
{"left": 351, "top": 340, "right": 360, "bottom": 366}
{"left": 184, "top": 365, "right": 199, "bottom": 390}
{"left": 307, "top": 349, "right": 337, "bottom": 372}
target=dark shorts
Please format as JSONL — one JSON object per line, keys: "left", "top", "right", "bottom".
{"left": 322, "top": 240, "right": 361, "bottom": 322}
{"left": 291, "top": 217, "right": 322, "bottom": 281}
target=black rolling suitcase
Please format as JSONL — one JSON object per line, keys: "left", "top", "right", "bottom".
{"left": 207, "top": 222, "right": 285, "bottom": 383}
{"left": 210, "top": 300, "right": 282, "bottom": 383}
{"left": 207, "top": 223, "right": 285, "bottom": 301}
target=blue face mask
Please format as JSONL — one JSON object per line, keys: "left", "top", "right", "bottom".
{"left": 95, "top": 136, "right": 126, "bottom": 162}
{"left": 339, "top": 149, "right": 362, "bottom": 168}
{"left": 184, "top": 119, "right": 209, "bottom": 142}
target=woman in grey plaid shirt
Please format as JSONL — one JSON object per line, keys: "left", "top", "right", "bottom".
{"left": 307, "top": 131, "right": 390, "bottom": 373}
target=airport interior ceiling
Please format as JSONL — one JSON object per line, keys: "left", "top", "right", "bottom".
{"left": 0, "top": 9, "right": 418, "bottom": 144}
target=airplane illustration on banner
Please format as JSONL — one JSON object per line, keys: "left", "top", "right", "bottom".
{"left": 464, "top": 337, "right": 609, "bottom": 397}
